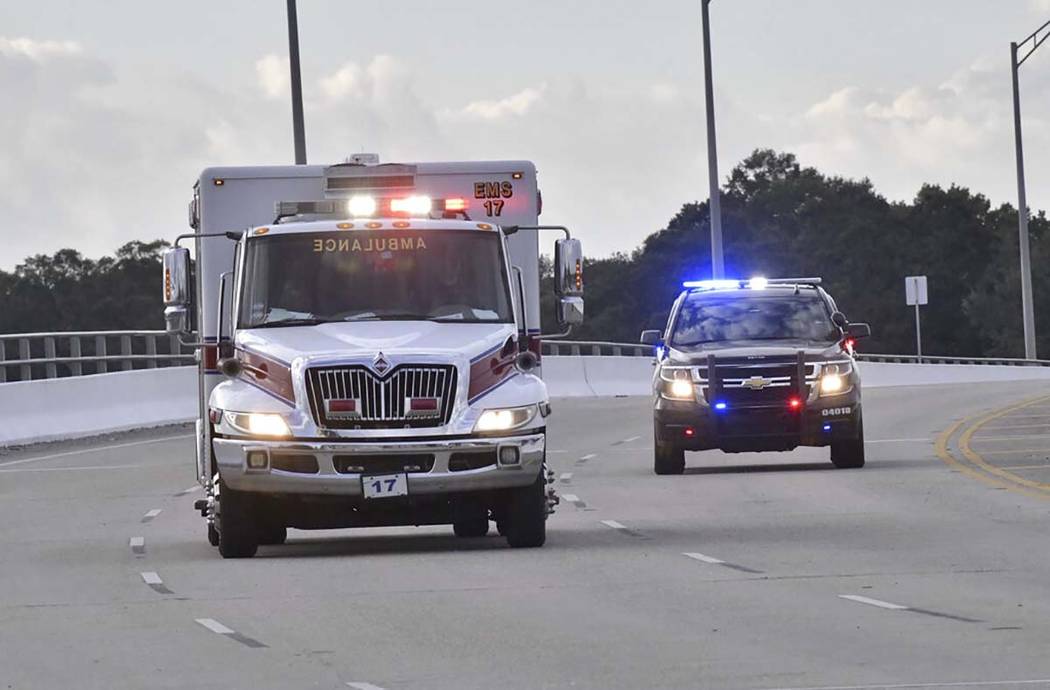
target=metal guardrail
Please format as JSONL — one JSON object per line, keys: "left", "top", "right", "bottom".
{"left": 0, "top": 331, "right": 195, "bottom": 383}
{"left": 3, "top": 332, "right": 1047, "bottom": 383}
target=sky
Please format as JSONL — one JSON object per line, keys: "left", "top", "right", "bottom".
{"left": 1, "top": 0, "right": 1049, "bottom": 269}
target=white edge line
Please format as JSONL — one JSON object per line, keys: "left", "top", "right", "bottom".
{"left": 601, "top": 519, "right": 626, "bottom": 530}
{"left": 622, "top": 435, "right": 641, "bottom": 443}
{"left": 0, "top": 463, "right": 145, "bottom": 473}
{"left": 0, "top": 434, "right": 194, "bottom": 469}
{"left": 347, "top": 683, "right": 387, "bottom": 690}
{"left": 766, "top": 679, "right": 1050, "bottom": 690}
{"left": 141, "top": 571, "right": 163, "bottom": 585}
{"left": 838, "top": 594, "right": 908, "bottom": 610}
{"left": 580, "top": 453, "right": 596, "bottom": 460}
{"left": 129, "top": 536, "right": 145, "bottom": 548}
{"left": 683, "top": 552, "right": 725, "bottom": 565}
{"left": 195, "top": 618, "right": 235, "bottom": 635}
{"left": 144, "top": 509, "right": 163, "bottom": 519}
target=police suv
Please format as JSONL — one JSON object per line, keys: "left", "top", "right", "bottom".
{"left": 640, "top": 278, "right": 870, "bottom": 474}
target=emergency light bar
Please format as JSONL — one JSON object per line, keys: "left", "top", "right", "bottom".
{"left": 682, "top": 277, "right": 822, "bottom": 290}
{"left": 274, "top": 196, "right": 470, "bottom": 223}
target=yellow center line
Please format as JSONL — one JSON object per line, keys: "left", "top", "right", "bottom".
{"left": 934, "top": 395, "right": 1050, "bottom": 500}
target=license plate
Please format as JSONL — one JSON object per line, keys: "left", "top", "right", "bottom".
{"left": 362, "top": 472, "right": 409, "bottom": 499}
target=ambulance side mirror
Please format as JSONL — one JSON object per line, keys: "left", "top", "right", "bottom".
{"left": 163, "top": 248, "right": 191, "bottom": 335}
{"left": 554, "top": 238, "right": 584, "bottom": 326}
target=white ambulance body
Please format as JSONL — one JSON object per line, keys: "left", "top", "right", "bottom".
{"left": 164, "top": 157, "right": 583, "bottom": 558}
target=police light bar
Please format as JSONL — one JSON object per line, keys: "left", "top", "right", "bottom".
{"left": 682, "top": 277, "right": 822, "bottom": 290}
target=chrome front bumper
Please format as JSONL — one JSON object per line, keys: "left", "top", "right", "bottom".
{"left": 213, "top": 432, "right": 545, "bottom": 496}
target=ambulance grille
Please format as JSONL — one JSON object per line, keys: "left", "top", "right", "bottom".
{"left": 306, "top": 365, "right": 457, "bottom": 429}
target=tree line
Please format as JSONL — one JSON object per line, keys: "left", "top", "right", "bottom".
{"left": 3, "top": 149, "right": 1047, "bottom": 358}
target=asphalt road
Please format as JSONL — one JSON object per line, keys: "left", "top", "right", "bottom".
{"left": 3, "top": 381, "right": 1050, "bottom": 690}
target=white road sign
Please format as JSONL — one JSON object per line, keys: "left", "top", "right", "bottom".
{"left": 905, "top": 275, "right": 928, "bottom": 306}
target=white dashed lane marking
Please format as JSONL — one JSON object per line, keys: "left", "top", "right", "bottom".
{"left": 575, "top": 453, "right": 596, "bottom": 466}
{"left": 140, "top": 571, "right": 173, "bottom": 594}
{"left": 176, "top": 485, "right": 200, "bottom": 496}
{"left": 346, "top": 683, "right": 387, "bottom": 690}
{"left": 559, "top": 472, "right": 573, "bottom": 483}
{"left": 838, "top": 595, "right": 980, "bottom": 623}
{"left": 683, "top": 552, "right": 763, "bottom": 574}
{"left": 129, "top": 536, "right": 145, "bottom": 555}
{"left": 141, "top": 509, "right": 162, "bottom": 523}
{"left": 600, "top": 519, "right": 649, "bottom": 538}
{"left": 838, "top": 594, "right": 908, "bottom": 610}
{"left": 195, "top": 618, "right": 267, "bottom": 648}
{"left": 601, "top": 519, "right": 626, "bottom": 530}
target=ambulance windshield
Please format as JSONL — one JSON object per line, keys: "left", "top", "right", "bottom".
{"left": 239, "top": 229, "right": 514, "bottom": 328}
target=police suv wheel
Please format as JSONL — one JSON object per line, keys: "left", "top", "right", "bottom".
{"left": 654, "top": 441, "right": 686, "bottom": 475}
{"left": 207, "top": 522, "right": 219, "bottom": 547}
{"left": 217, "top": 480, "right": 259, "bottom": 559}
{"left": 504, "top": 473, "right": 547, "bottom": 548}
{"left": 831, "top": 419, "right": 866, "bottom": 469}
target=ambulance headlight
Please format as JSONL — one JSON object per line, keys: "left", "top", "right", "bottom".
{"left": 225, "top": 412, "right": 292, "bottom": 438}
{"left": 819, "top": 361, "right": 853, "bottom": 396}
{"left": 347, "top": 195, "right": 377, "bottom": 217}
{"left": 474, "top": 405, "right": 537, "bottom": 433}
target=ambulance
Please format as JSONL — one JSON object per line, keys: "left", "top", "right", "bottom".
{"left": 162, "top": 155, "right": 584, "bottom": 558}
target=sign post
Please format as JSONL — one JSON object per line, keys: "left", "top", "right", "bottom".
{"left": 905, "top": 276, "right": 928, "bottom": 363}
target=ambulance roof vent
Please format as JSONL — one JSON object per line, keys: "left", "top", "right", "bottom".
{"left": 344, "top": 153, "right": 380, "bottom": 165}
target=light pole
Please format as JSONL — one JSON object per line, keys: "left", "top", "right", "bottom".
{"left": 286, "top": 0, "right": 307, "bottom": 165}
{"left": 700, "top": 0, "right": 724, "bottom": 279}
{"left": 1010, "top": 18, "right": 1049, "bottom": 359}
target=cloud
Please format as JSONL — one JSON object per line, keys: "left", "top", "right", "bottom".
{"left": 255, "top": 54, "right": 288, "bottom": 100}
{"left": 442, "top": 84, "right": 547, "bottom": 121}
{"left": 0, "top": 37, "right": 81, "bottom": 60}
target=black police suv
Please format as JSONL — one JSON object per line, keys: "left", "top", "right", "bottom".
{"left": 640, "top": 278, "right": 871, "bottom": 474}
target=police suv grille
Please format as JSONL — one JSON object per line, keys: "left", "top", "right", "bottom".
{"left": 307, "top": 365, "right": 457, "bottom": 429}
{"left": 698, "top": 361, "right": 819, "bottom": 407}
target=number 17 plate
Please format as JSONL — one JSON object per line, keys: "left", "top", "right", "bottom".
{"left": 362, "top": 472, "right": 409, "bottom": 499}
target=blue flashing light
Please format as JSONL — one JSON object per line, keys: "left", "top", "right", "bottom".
{"left": 714, "top": 401, "right": 728, "bottom": 411}
{"left": 683, "top": 279, "right": 742, "bottom": 290}
{"left": 822, "top": 424, "right": 832, "bottom": 432}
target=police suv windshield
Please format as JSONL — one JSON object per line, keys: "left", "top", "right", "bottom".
{"left": 238, "top": 229, "right": 514, "bottom": 327}
{"left": 671, "top": 292, "right": 838, "bottom": 345}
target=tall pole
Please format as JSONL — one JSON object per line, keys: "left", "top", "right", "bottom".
{"left": 287, "top": 0, "right": 307, "bottom": 165}
{"left": 700, "top": 0, "right": 724, "bottom": 279}
{"left": 914, "top": 303, "right": 923, "bottom": 364}
{"left": 1011, "top": 41, "right": 1036, "bottom": 359}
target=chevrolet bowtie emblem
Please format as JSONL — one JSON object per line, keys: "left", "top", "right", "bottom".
{"left": 372, "top": 352, "right": 390, "bottom": 374}
{"left": 742, "top": 376, "right": 771, "bottom": 390}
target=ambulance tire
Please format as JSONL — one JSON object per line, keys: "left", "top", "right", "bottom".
{"left": 504, "top": 473, "right": 546, "bottom": 548}
{"left": 217, "top": 480, "right": 259, "bottom": 559}
{"left": 207, "top": 522, "right": 219, "bottom": 547}
{"left": 654, "top": 441, "right": 686, "bottom": 475}
{"left": 453, "top": 516, "right": 489, "bottom": 538}
{"left": 258, "top": 525, "right": 287, "bottom": 546}
{"left": 831, "top": 419, "right": 866, "bottom": 469}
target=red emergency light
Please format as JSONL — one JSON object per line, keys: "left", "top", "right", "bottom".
{"left": 788, "top": 396, "right": 802, "bottom": 410}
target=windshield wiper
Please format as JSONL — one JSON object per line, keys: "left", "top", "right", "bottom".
{"left": 251, "top": 317, "right": 334, "bottom": 329}
{"left": 344, "top": 312, "right": 438, "bottom": 322}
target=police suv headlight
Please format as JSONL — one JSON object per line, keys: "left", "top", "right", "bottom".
{"left": 475, "top": 405, "right": 538, "bottom": 433}
{"left": 658, "top": 367, "right": 696, "bottom": 401}
{"left": 225, "top": 412, "right": 292, "bottom": 438}
{"left": 819, "top": 361, "right": 853, "bottom": 396}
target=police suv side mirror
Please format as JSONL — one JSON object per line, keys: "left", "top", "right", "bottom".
{"left": 162, "top": 248, "right": 192, "bottom": 335}
{"left": 554, "top": 238, "right": 585, "bottom": 326}
{"left": 845, "top": 322, "right": 871, "bottom": 339}
{"left": 640, "top": 330, "right": 661, "bottom": 345}
{"left": 831, "top": 311, "right": 848, "bottom": 329}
